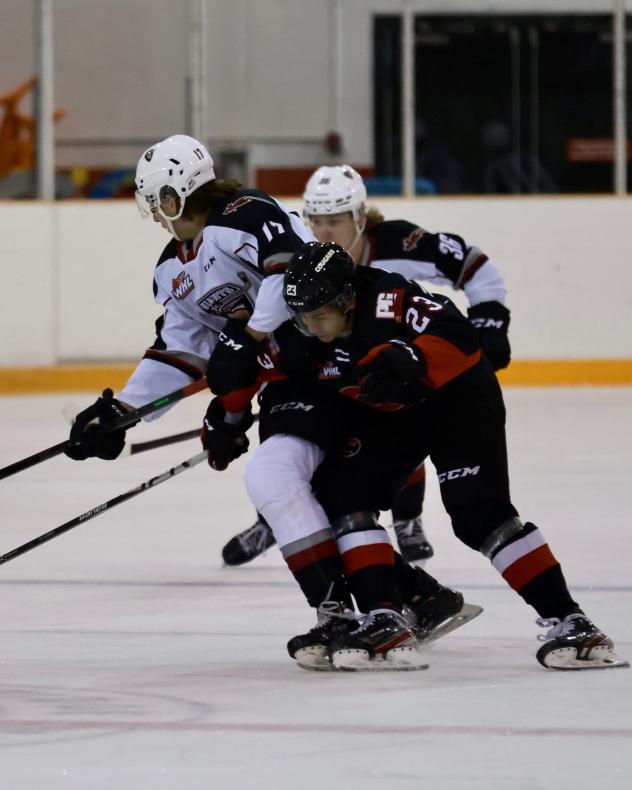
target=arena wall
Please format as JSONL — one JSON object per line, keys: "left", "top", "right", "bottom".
{"left": 1, "top": 196, "right": 630, "bottom": 391}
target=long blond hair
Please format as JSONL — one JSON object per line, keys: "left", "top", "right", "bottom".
{"left": 364, "top": 205, "right": 385, "bottom": 231}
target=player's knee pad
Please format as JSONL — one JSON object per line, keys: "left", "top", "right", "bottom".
{"left": 330, "top": 511, "right": 380, "bottom": 540}
{"left": 449, "top": 503, "right": 520, "bottom": 551}
{"left": 244, "top": 434, "right": 324, "bottom": 512}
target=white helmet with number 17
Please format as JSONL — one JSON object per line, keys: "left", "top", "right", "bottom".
{"left": 303, "top": 165, "right": 367, "bottom": 226}
{"left": 135, "top": 134, "right": 215, "bottom": 221}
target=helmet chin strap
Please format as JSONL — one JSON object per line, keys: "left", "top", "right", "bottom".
{"left": 163, "top": 216, "right": 183, "bottom": 241}
{"left": 349, "top": 215, "right": 366, "bottom": 263}
{"left": 154, "top": 201, "right": 185, "bottom": 241}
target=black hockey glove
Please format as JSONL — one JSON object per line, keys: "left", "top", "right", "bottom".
{"left": 468, "top": 301, "right": 511, "bottom": 371}
{"left": 206, "top": 318, "right": 262, "bottom": 396}
{"left": 356, "top": 340, "right": 428, "bottom": 405}
{"left": 201, "top": 396, "right": 254, "bottom": 471}
{"left": 64, "top": 388, "right": 138, "bottom": 461}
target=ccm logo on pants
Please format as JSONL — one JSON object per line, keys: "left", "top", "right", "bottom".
{"left": 270, "top": 402, "right": 315, "bottom": 413}
{"left": 437, "top": 465, "right": 481, "bottom": 484}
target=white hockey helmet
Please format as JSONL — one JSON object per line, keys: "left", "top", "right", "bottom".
{"left": 303, "top": 165, "right": 367, "bottom": 226}
{"left": 135, "top": 134, "right": 216, "bottom": 221}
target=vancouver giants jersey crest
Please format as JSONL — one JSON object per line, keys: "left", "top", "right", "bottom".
{"left": 362, "top": 220, "right": 507, "bottom": 307}
{"left": 261, "top": 267, "right": 482, "bottom": 411}
{"left": 119, "top": 189, "right": 313, "bottom": 414}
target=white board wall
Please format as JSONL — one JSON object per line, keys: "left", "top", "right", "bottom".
{"left": 1, "top": 196, "right": 630, "bottom": 366}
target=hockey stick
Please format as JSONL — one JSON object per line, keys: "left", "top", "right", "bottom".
{"left": 121, "top": 412, "right": 260, "bottom": 458}
{"left": 0, "top": 451, "right": 208, "bottom": 567}
{"left": 121, "top": 428, "right": 201, "bottom": 457}
{"left": 0, "top": 378, "right": 208, "bottom": 481}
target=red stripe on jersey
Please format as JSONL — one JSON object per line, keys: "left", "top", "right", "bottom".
{"left": 341, "top": 542, "right": 394, "bottom": 576}
{"left": 403, "top": 463, "right": 426, "bottom": 487}
{"left": 338, "top": 385, "right": 405, "bottom": 411}
{"left": 286, "top": 538, "right": 339, "bottom": 574}
{"left": 143, "top": 349, "right": 204, "bottom": 380}
{"left": 413, "top": 335, "right": 481, "bottom": 388}
{"left": 501, "top": 544, "right": 558, "bottom": 591}
{"left": 264, "top": 261, "right": 288, "bottom": 274}
{"left": 461, "top": 253, "right": 489, "bottom": 285}
{"left": 221, "top": 384, "right": 259, "bottom": 414}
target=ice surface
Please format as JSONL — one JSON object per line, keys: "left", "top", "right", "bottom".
{"left": 0, "top": 389, "right": 630, "bottom": 789}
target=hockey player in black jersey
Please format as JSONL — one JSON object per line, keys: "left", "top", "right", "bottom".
{"left": 62, "top": 135, "right": 469, "bottom": 667}
{"left": 209, "top": 241, "right": 627, "bottom": 671}
{"left": 223, "top": 163, "right": 511, "bottom": 567}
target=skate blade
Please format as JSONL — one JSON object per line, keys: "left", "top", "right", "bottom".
{"left": 331, "top": 646, "right": 429, "bottom": 672}
{"left": 294, "top": 645, "right": 333, "bottom": 672}
{"left": 419, "top": 602, "right": 483, "bottom": 645}
{"left": 542, "top": 645, "right": 630, "bottom": 671}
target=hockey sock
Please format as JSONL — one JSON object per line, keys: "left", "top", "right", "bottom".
{"left": 393, "top": 552, "right": 442, "bottom": 602}
{"left": 331, "top": 512, "right": 401, "bottom": 612}
{"left": 282, "top": 533, "right": 352, "bottom": 608}
{"left": 518, "top": 564, "right": 580, "bottom": 619}
{"left": 480, "top": 518, "right": 578, "bottom": 617}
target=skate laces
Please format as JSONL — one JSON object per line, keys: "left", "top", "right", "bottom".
{"left": 355, "top": 608, "right": 407, "bottom": 633}
{"left": 315, "top": 601, "right": 358, "bottom": 627}
{"left": 536, "top": 613, "right": 589, "bottom": 641}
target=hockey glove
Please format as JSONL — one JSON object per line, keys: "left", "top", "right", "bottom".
{"left": 206, "top": 318, "right": 263, "bottom": 396}
{"left": 64, "top": 388, "right": 138, "bottom": 461}
{"left": 468, "top": 301, "right": 511, "bottom": 371}
{"left": 356, "top": 340, "right": 428, "bottom": 405}
{"left": 201, "top": 396, "right": 254, "bottom": 471}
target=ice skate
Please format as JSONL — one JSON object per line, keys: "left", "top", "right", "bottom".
{"left": 392, "top": 517, "right": 433, "bottom": 562}
{"left": 288, "top": 602, "right": 359, "bottom": 671}
{"left": 406, "top": 586, "right": 483, "bottom": 644}
{"left": 221, "top": 516, "right": 276, "bottom": 566}
{"left": 536, "top": 613, "right": 629, "bottom": 670}
{"left": 329, "top": 609, "right": 428, "bottom": 671}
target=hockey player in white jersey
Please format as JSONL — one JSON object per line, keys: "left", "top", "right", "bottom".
{"left": 64, "top": 133, "right": 314, "bottom": 463}
{"left": 223, "top": 164, "right": 512, "bottom": 567}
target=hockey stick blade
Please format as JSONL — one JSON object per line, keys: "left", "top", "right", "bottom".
{"left": 0, "top": 451, "right": 208, "bottom": 567}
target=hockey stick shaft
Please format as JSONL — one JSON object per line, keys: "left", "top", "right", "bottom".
{"left": 0, "top": 378, "right": 208, "bottom": 481}
{"left": 126, "top": 428, "right": 201, "bottom": 456}
{"left": 0, "top": 451, "right": 208, "bottom": 567}
{"left": 124, "top": 412, "right": 260, "bottom": 457}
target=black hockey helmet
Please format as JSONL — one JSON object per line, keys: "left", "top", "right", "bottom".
{"left": 283, "top": 242, "right": 356, "bottom": 316}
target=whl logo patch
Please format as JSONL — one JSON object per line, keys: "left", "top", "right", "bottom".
{"left": 437, "top": 465, "right": 480, "bottom": 484}
{"left": 172, "top": 272, "right": 194, "bottom": 299}
{"left": 318, "top": 363, "right": 342, "bottom": 379}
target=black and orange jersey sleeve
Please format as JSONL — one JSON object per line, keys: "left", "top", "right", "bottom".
{"left": 362, "top": 271, "right": 481, "bottom": 390}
